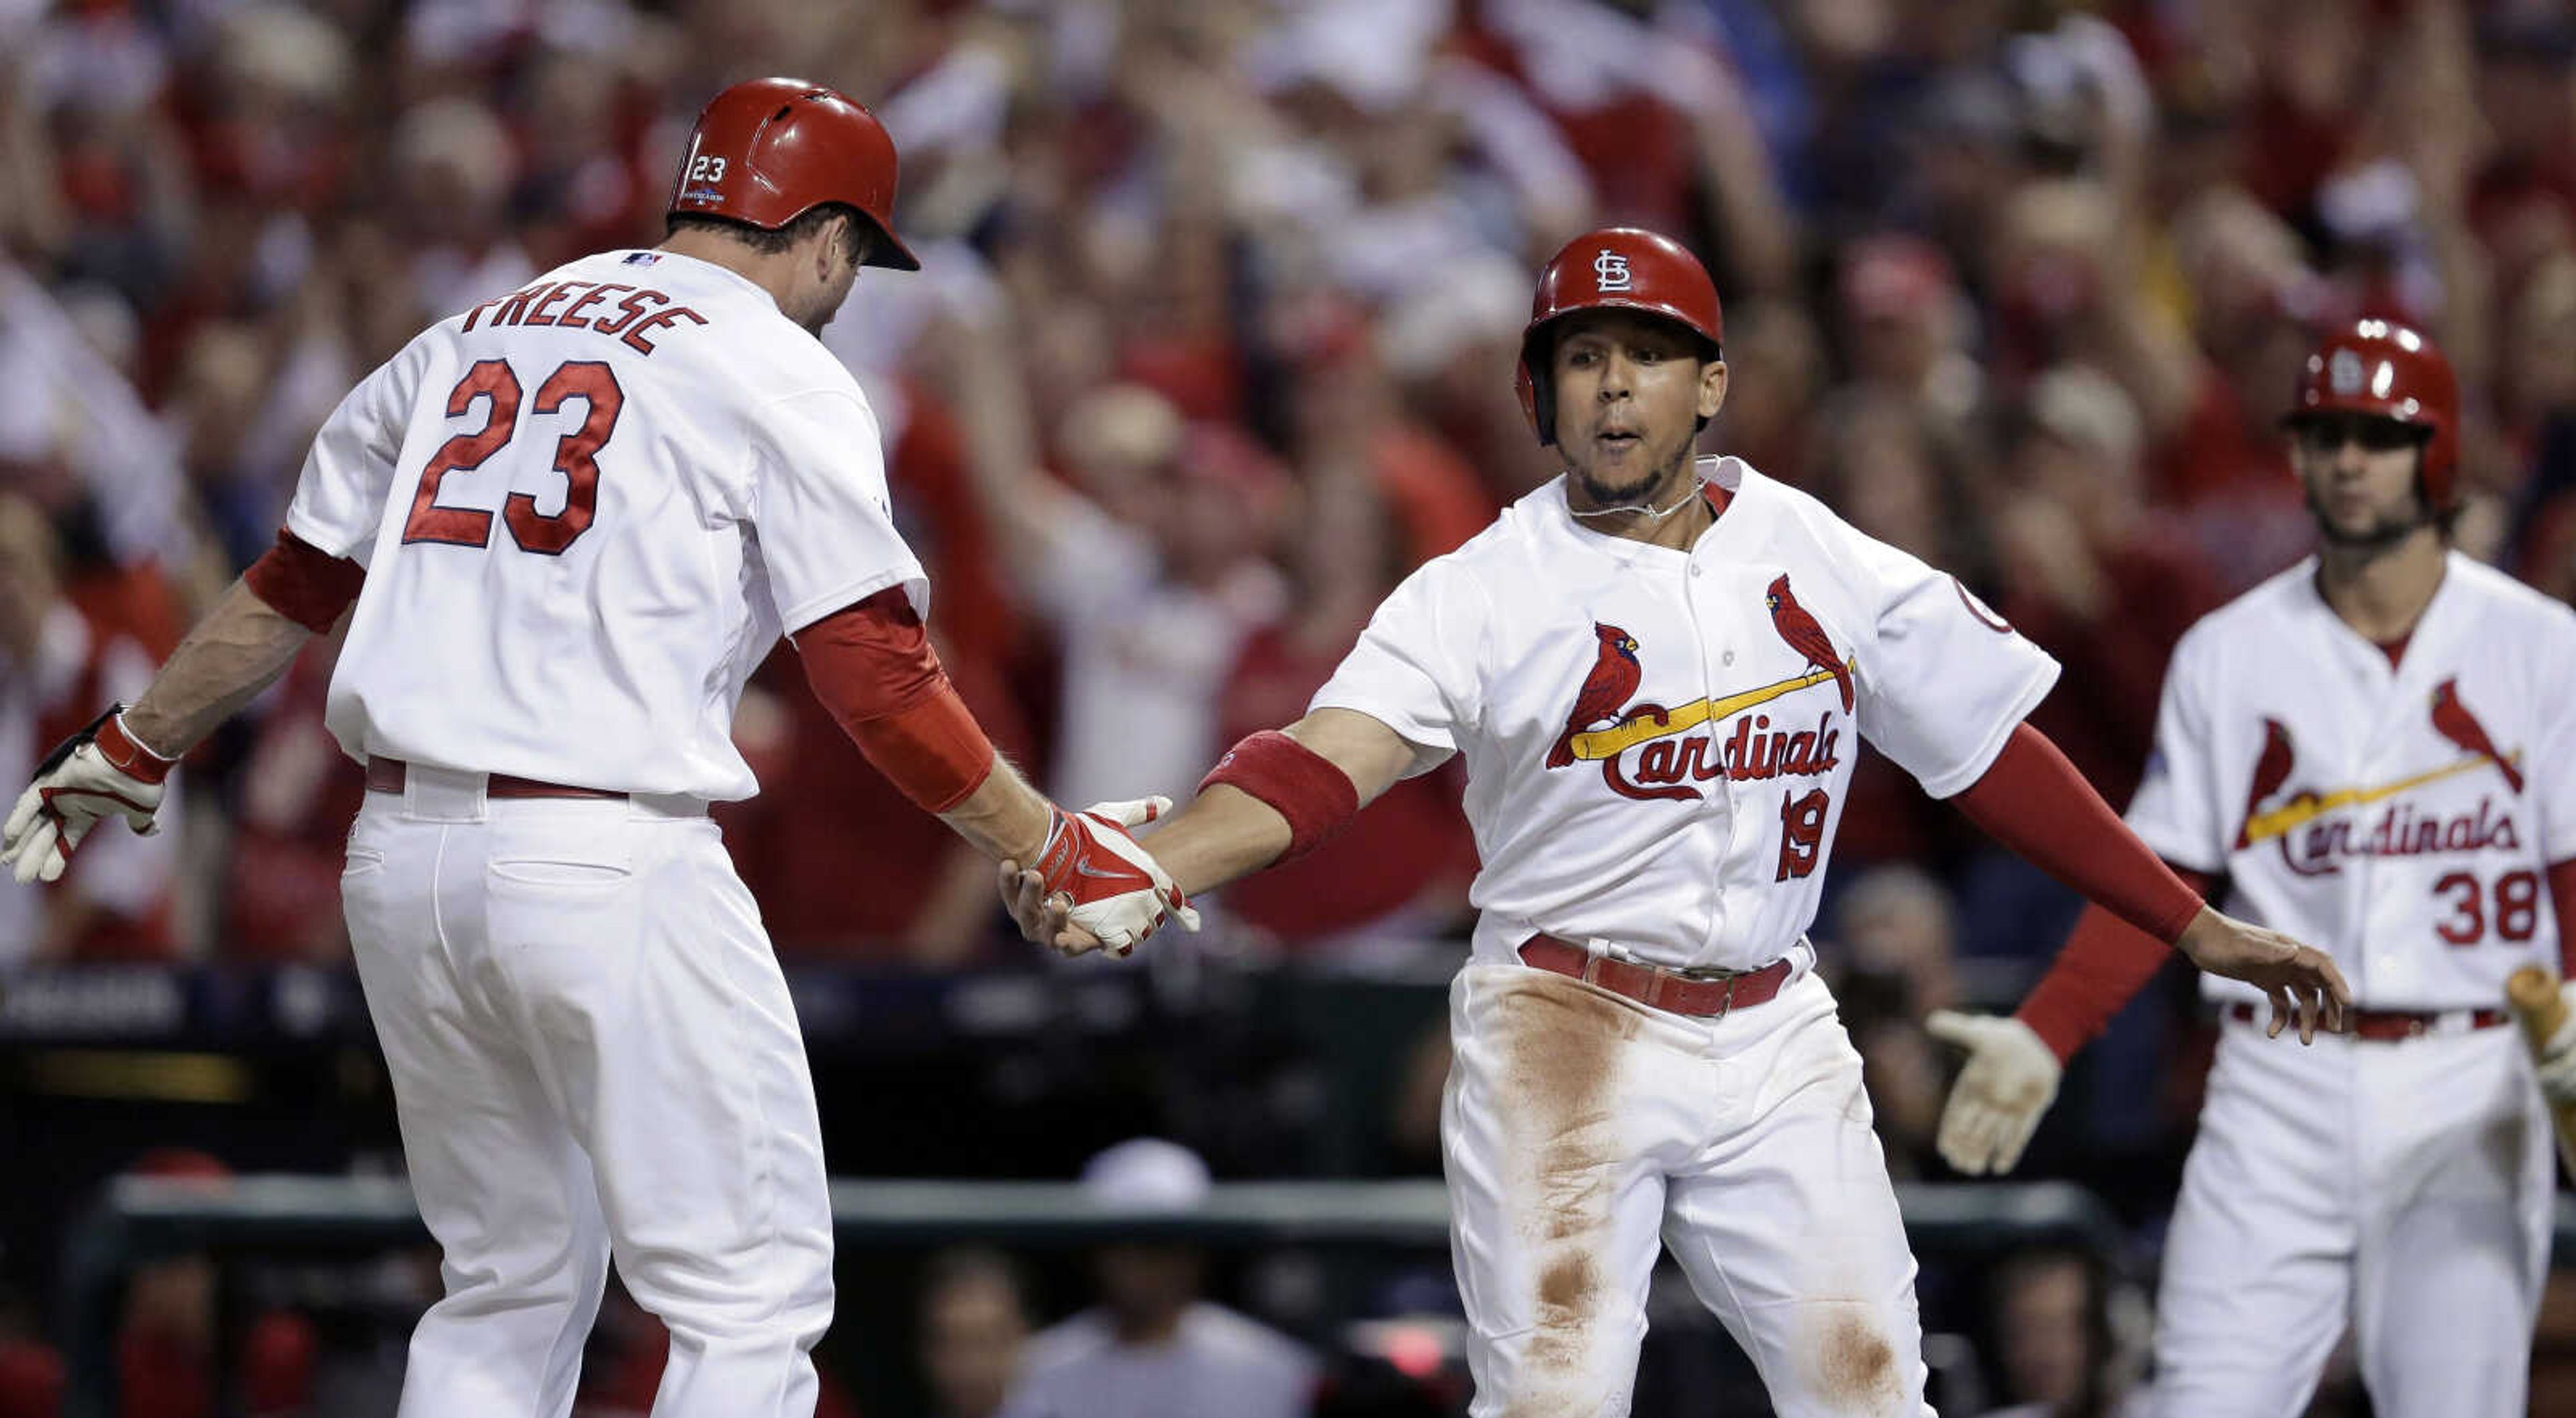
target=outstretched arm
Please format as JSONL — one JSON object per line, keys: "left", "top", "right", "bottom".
{"left": 1949, "top": 722, "right": 2347, "bottom": 1038}
{"left": 1000, "top": 708, "right": 1419, "bottom": 952}
{"left": 794, "top": 589, "right": 1189, "bottom": 955}
{"left": 5, "top": 533, "right": 354, "bottom": 883}
{"left": 123, "top": 580, "right": 325, "bottom": 753}
{"left": 1926, "top": 722, "right": 2349, "bottom": 1176}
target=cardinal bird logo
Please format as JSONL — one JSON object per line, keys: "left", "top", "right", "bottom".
{"left": 1549, "top": 623, "right": 1643, "bottom": 768}
{"left": 2236, "top": 718, "right": 2296, "bottom": 849}
{"left": 1765, "top": 575, "right": 1854, "bottom": 713}
{"left": 2430, "top": 678, "right": 2524, "bottom": 794}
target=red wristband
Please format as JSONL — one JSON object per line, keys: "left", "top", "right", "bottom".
{"left": 1199, "top": 730, "right": 1359, "bottom": 861}
{"left": 95, "top": 710, "right": 177, "bottom": 784}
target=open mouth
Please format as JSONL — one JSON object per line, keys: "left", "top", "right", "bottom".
{"left": 1596, "top": 429, "right": 1642, "bottom": 451}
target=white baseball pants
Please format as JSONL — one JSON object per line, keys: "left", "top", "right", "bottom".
{"left": 1442, "top": 961, "right": 1935, "bottom": 1418}
{"left": 2149, "top": 1014, "right": 2551, "bottom": 1418}
{"left": 341, "top": 766, "right": 834, "bottom": 1417}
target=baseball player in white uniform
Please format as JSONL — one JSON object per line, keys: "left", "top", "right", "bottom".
{"left": 2, "top": 79, "right": 1188, "bottom": 1416}
{"left": 1002, "top": 227, "right": 2347, "bottom": 1418}
{"left": 1931, "top": 319, "right": 2576, "bottom": 1418}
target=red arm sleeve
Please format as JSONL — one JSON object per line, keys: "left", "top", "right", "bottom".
{"left": 795, "top": 589, "right": 997, "bottom": 813}
{"left": 1951, "top": 722, "right": 2208, "bottom": 943}
{"left": 2554, "top": 859, "right": 2576, "bottom": 978}
{"left": 2015, "top": 873, "right": 2219, "bottom": 1062}
{"left": 241, "top": 529, "right": 364, "bottom": 634}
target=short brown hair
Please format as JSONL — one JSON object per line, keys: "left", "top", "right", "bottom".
{"left": 667, "top": 201, "right": 871, "bottom": 266}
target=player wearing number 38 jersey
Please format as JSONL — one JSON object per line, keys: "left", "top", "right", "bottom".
{"left": 1005, "top": 228, "right": 2348, "bottom": 1417}
{"left": 1934, "top": 319, "right": 2576, "bottom": 1418}
{"left": 2, "top": 78, "right": 1191, "bottom": 1416}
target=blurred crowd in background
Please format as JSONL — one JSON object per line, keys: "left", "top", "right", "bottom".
{"left": 13, "top": 0, "right": 2576, "bottom": 1413}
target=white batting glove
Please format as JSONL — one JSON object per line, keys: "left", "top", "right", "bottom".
{"left": 2539, "top": 983, "right": 2576, "bottom": 1108}
{"left": 1031, "top": 796, "right": 1201, "bottom": 958}
{"left": 3, "top": 705, "right": 175, "bottom": 886}
{"left": 1925, "top": 1010, "right": 2065, "bottom": 1176}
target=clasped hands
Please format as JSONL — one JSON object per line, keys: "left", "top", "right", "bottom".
{"left": 998, "top": 797, "right": 1198, "bottom": 959}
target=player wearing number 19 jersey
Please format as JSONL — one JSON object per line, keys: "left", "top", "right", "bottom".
{"left": 1, "top": 78, "right": 1193, "bottom": 1417}
{"left": 1933, "top": 319, "right": 2576, "bottom": 1418}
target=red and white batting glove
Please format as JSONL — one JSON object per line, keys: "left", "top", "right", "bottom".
{"left": 1030, "top": 796, "right": 1201, "bottom": 957}
{"left": 3, "top": 704, "right": 176, "bottom": 886}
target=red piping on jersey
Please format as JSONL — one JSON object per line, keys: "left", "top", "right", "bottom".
{"left": 2557, "top": 858, "right": 2576, "bottom": 981}
{"left": 242, "top": 529, "right": 365, "bottom": 634}
{"left": 797, "top": 589, "right": 996, "bottom": 813}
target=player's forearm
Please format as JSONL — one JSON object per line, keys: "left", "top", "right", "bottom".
{"left": 1951, "top": 722, "right": 2205, "bottom": 944}
{"left": 1145, "top": 785, "right": 1298, "bottom": 897}
{"left": 1155, "top": 708, "right": 1417, "bottom": 895}
{"left": 937, "top": 755, "right": 1055, "bottom": 865}
{"left": 2016, "top": 873, "right": 2216, "bottom": 1062}
{"left": 122, "top": 580, "right": 319, "bottom": 757}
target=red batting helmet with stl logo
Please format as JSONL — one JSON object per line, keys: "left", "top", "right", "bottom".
{"left": 1517, "top": 227, "right": 1725, "bottom": 446}
{"left": 669, "top": 77, "right": 920, "bottom": 270}
{"left": 2283, "top": 318, "right": 2459, "bottom": 510}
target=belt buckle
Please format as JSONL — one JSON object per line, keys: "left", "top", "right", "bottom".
{"left": 1717, "top": 975, "right": 1739, "bottom": 1018}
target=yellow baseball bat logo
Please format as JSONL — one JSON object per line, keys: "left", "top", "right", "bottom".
{"left": 1569, "top": 660, "right": 1856, "bottom": 761}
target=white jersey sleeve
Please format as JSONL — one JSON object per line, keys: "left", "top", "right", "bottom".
{"left": 749, "top": 387, "right": 928, "bottom": 633}
{"left": 2123, "top": 627, "right": 2229, "bottom": 873}
{"left": 1309, "top": 555, "right": 1492, "bottom": 776}
{"left": 282, "top": 339, "right": 430, "bottom": 565}
{"left": 1846, "top": 538, "right": 2061, "bottom": 798}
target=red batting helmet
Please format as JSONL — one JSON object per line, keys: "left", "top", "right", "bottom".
{"left": 1516, "top": 227, "right": 1725, "bottom": 446}
{"left": 2283, "top": 318, "right": 2459, "bottom": 510}
{"left": 669, "top": 77, "right": 920, "bottom": 271}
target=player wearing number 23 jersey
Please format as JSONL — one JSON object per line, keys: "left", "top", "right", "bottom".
{"left": 3, "top": 78, "right": 1194, "bottom": 1417}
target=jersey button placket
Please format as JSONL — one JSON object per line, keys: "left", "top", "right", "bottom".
{"left": 1682, "top": 554, "right": 1730, "bottom": 958}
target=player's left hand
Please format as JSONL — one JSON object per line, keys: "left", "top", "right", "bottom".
{"left": 1005, "top": 797, "right": 1200, "bottom": 959}
{"left": 3, "top": 705, "right": 175, "bottom": 885}
{"left": 2174, "top": 906, "right": 2350, "bottom": 1044}
{"left": 1924, "top": 1011, "right": 2063, "bottom": 1175}
{"left": 2538, "top": 981, "right": 2576, "bottom": 1107}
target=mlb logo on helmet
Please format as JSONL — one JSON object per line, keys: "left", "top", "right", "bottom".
{"left": 1594, "top": 250, "right": 1632, "bottom": 292}
{"left": 2328, "top": 348, "right": 2365, "bottom": 396}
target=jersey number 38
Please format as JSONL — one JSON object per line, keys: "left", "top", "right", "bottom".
{"left": 402, "top": 358, "right": 625, "bottom": 556}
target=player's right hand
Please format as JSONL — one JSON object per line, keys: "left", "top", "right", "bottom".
{"left": 2172, "top": 906, "right": 2350, "bottom": 1044}
{"left": 1924, "top": 1011, "right": 2063, "bottom": 1175}
{"left": 1013, "top": 798, "right": 1200, "bottom": 958}
{"left": 3, "top": 705, "right": 174, "bottom": 886}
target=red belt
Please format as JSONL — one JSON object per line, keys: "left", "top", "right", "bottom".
{"left": 1517, "top": 934, "right": 1794, "bottom": 1018}
{"left": 365, "top": 757, "right": 624, "bottom": 802}
{"left": 2225, "top": 1001, "right": 2510, "bottom": 1041}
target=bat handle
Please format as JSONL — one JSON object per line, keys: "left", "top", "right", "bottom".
{"left": 2509, "top": 964, "right": 2568, "bottom": 1050}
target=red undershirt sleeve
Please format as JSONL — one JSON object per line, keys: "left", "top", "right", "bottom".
{"left": 2553, "top": 859, "right": 2576, "bottom": 979}
{"left": 2014, "top": 873, "right": 2220, "bottom": 1062}
{"left": 240, "top": 529, "right": 365, "bottom": 633}
{"left": 1950, "top": 722, "right": 2219, "bottom": 1061}
{"left": 794, "top": 588, "right": 997, "bottom": 813}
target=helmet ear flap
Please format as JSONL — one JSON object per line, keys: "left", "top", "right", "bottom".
{"left": 1517, "top": 330, "right": 1556, "bottom": 447}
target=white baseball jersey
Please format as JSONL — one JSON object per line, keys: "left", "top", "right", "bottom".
{"left": 285, "top": 248, "right": 926, "bottom": 799}
{"left": 1312, "top": 454, "right": 2059, "bottom": 973}
{"left": 1320, "top": 455, "right": 2026, "bottom": 1416}
{"left": 2128, "top": 552, "right": 2576, "bottom": 1010}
